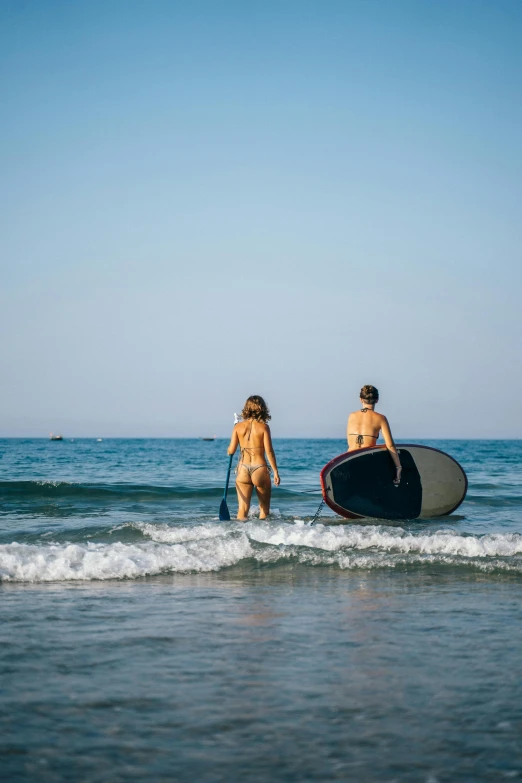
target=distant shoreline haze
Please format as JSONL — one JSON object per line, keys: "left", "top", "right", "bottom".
{"left": 1, "top": 436, "right": 520, "bottom": 442}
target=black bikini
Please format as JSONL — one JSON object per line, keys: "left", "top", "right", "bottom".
{"left": 349, "top": 408, "right": 379, "bottom": 446}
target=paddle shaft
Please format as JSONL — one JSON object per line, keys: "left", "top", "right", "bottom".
{"left": 223, "top": 453, "right": 233, "bottom": 501}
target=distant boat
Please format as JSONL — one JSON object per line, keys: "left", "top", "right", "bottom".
{"left": 200, "top": 436, "right": 216, "bottom": 441}
{"left": 49, "top": 433, "right": 63, "bottom": 441}
{"left": 96, "top": 438, "right": 103, "bottom": 442}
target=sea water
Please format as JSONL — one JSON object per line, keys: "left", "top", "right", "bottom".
{"left": 1, "top": 438, "right": 521, "bottom": 782}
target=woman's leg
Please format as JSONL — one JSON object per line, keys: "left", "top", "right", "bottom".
{"left": 252, "top": 467, "right": 272, "bottom": 519}
{"left": 236, "top": 469, "right": 254, "bottom": 520}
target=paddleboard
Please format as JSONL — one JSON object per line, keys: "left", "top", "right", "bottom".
{"left": 320, "top": 444, "right": 467, "bottom": 521}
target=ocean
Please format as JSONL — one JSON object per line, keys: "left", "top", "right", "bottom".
{"left": 1, "top": 438, "right": 521, "bottom": 782}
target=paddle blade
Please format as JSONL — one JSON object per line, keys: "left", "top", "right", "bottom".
{"left": 219, "top": 498, "right": 231, "bottom": 521}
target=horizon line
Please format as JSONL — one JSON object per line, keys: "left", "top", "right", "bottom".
{"left": 1, "top": 436, "right": 521, "bottom": 442}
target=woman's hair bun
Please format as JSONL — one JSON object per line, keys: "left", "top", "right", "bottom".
{"left": 360, "top": 384, "right": 379, "bottom": 403}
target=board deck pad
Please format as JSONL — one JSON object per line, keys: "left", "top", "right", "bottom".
{"left": 321, "top": 444, "right": 467, "bottom": 521}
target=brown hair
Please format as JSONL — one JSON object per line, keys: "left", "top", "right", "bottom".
{"left": 241, "top": 395, "right": 271, "bottom": 422}
{"left": 360, "top": 384, "right": 379, "bottom": 404}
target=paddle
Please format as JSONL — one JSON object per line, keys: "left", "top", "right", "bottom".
{"left": 219, "top": 454, "right": 234, "bottom": 521}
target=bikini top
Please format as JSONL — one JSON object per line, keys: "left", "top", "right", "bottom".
{"left": 349, "top": 408, "right": 379, "bottom": 445}
{"left": 241, "top": 419, "right": 264, "bottom": 456}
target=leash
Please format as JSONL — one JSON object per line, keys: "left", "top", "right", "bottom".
{"left": 310, "top": 497, "right": 326, "bottom": 525}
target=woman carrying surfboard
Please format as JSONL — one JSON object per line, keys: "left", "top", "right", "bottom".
{"left": 227, "top": 395, "right": 280, "bottom": 520}
{"left": 347, "top": 385, "right": 402, "bottom": 485}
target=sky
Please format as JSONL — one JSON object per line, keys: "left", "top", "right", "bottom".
{"left": 1, "top": 0, "right": 521, "bottom": 438}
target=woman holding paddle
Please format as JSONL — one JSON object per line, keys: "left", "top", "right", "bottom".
{"left": 347, "top": 385, "right": 402, "bottom": 485}
{"left": 226, "top": 396, "right": 280, "bottom": 520}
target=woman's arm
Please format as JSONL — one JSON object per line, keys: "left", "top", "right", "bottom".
{"left": 346, "top": 415, "right": 353, "bottom": 449}
{"left": 380, "top": 416, "right": 402, "bottom": 484}
{"left": 263, "top": 425, "right": 280, "bottom": 485}
{"left": 227, "top": 426, "right": 239, "bottom": 456}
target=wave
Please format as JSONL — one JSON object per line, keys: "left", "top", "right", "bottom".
{"left": 464, "top": 494, "right": 522, "bottom": 507}
{"left": 0, "top": 480, "right": 224, "bottom": 501}
{"left": 2, "top": 482, "right": 519, "bottom": 511}
{"left": 0, "top": 480, "right": 310, "bottom": 502}
{"left": 2, "top": 521, "right": 522, "bottom": 582}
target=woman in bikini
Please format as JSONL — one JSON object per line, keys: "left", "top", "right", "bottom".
{"left": 227, "top": 395, "right": 280, "bottom": 520}
{"left": 347, "top": 384, "right": 402, "bottom": 485}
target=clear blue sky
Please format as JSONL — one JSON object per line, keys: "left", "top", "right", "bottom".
{"left": 1, "top": 0, "right": 521, "bottom": 438}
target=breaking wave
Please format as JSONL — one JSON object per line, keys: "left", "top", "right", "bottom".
{"left": 2, "top": 521, "right": 522, "bottom": 582}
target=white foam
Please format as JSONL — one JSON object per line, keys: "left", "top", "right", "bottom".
{"left": 2, "top": 521, "right": 522, "bottom": 582}
{"left": 35, "top": 480, "right": 72, "bottom": 486}
{"left": 243, "top": 521, "right": 522, "bottom": 558}
{"left": 247, "top": 504, "right": 282, "bottom": 519}
{"left": 134, "top": 520, "right": 232, "bottom": 544}
{"left": 0, "top": 533, "right": 252, "bottom": 582}
{"left": 139, "top": 519, "right": 522, "bottom": 558}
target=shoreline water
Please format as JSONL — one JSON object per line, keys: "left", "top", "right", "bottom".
{"left": 1, "top": 438, "right": 521, "bottom": 781}
{"left": 2, "top": 568, "right": 522, "bottom": 782}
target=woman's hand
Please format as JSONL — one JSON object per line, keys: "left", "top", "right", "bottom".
{"left": 393, "top": 466, "right": 402, "bottom": 486}
{"left": 274, "top": 471, "right": 281, "bottom": 486}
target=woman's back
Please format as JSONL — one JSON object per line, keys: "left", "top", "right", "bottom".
{"left": 227, "top": 395, "right": 280, "bottom": 520}
{"left": 236, "top": 419, "right": 267, "bottom": 463}
{"left": 346, "top": 384, "right": 402, "bottom": 485}
{"left": 347, "top": 408, "right": 383, "bottom": 450}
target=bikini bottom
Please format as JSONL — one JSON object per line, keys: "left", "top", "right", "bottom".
{"left": 236, "top": 462, "right": 269, "bottom": 478}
